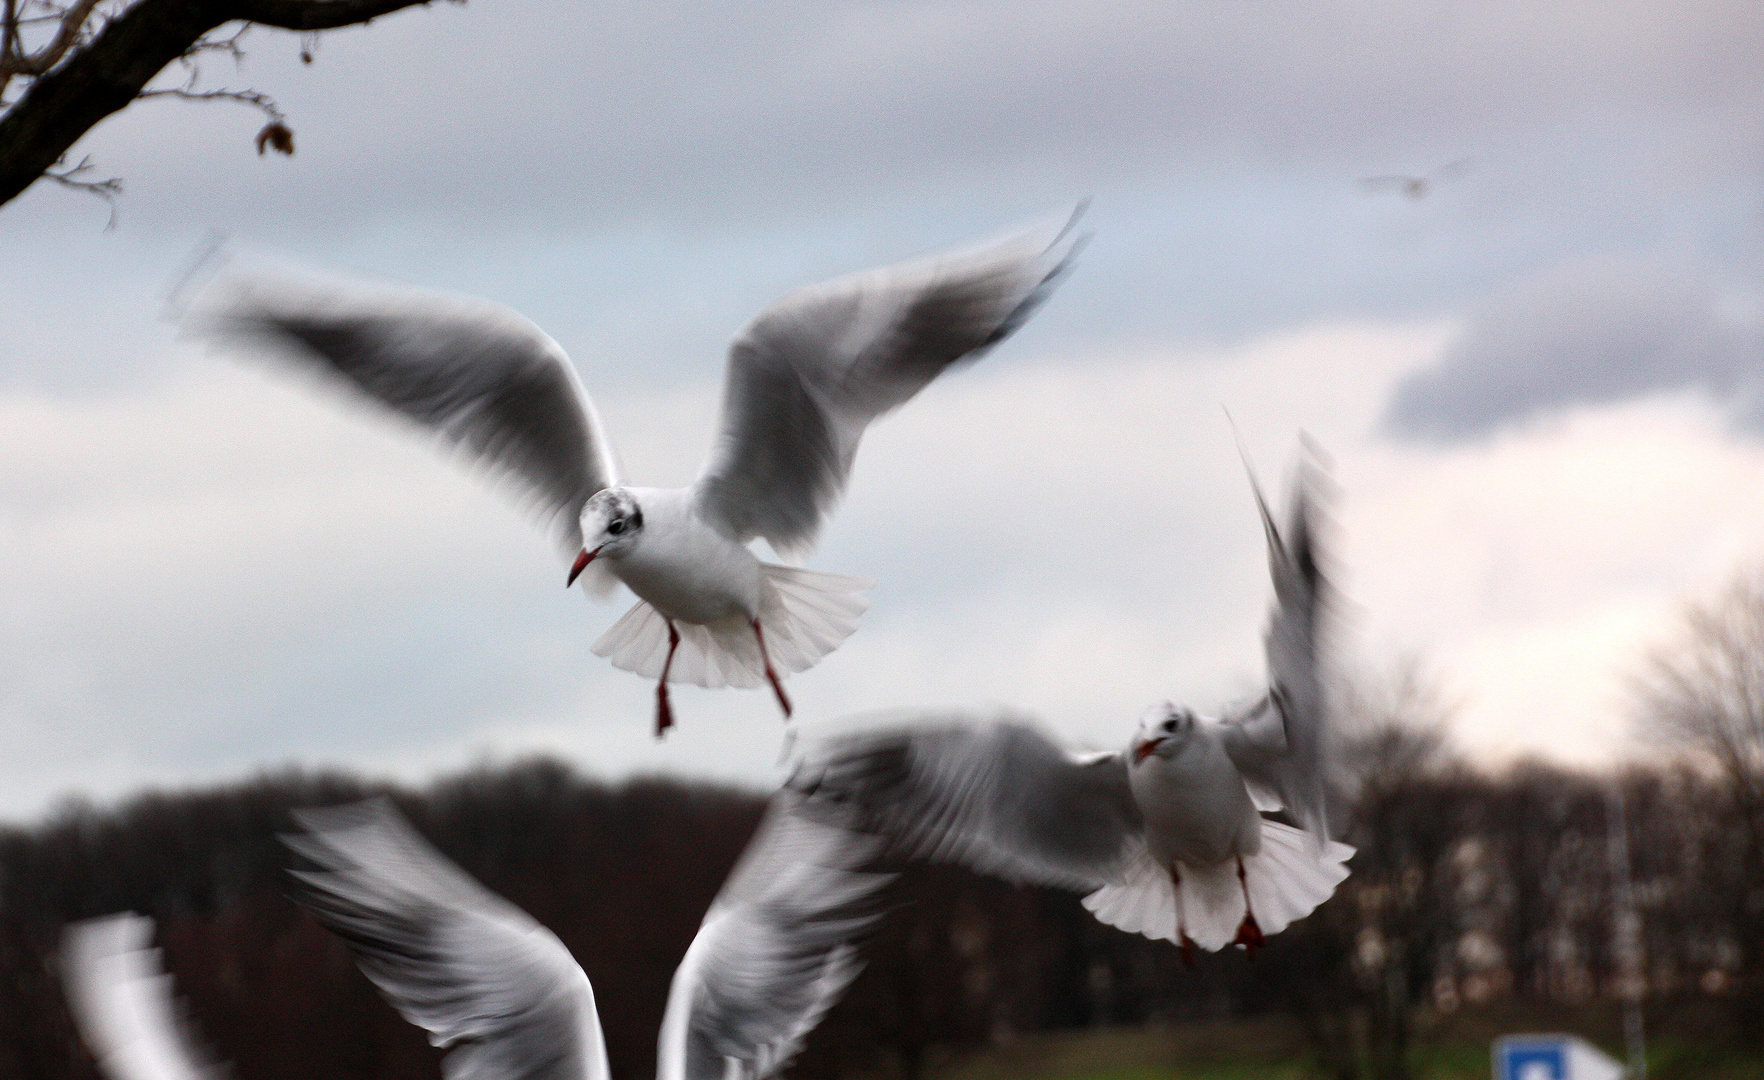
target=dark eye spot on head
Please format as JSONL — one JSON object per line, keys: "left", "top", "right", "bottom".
{"left": 1162, "top": 718, "right": 1176, "bottom": 732}
{"left": 607, "top": 519, "right": 625, "bottom": 536}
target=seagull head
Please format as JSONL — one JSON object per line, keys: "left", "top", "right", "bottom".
{"left": 1130, "top": 701, "right": 1195, "bottom": 763}
{"left": 569, "top": 487, "right": 644, "bottom": 586}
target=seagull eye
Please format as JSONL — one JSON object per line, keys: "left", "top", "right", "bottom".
{"left": 607, "top": 519, "right": 626, "bottom": 536}
{"left": 1162, "top": 718, "right": 1176, "bottom": 733}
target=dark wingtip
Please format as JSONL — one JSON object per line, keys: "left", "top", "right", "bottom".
{"left": 980, "top": 220, "right": 1089, "bottom": 350}
{"left": 1223, "top": 409, "right": 1283, "bottom": 558}
{"left": 1287, "top": 435, "right": 1340, "bottom": 597}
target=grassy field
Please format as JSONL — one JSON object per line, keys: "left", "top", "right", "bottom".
{"left": 910, "top": 1003, "right": 1764, "bottom": 1080}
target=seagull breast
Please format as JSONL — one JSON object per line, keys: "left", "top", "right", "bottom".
{"left": 607, "top": 488, "right": 766, "bottom": 624}
{"left": 1128, "top": 733, "right": 1262, "bottom": 868}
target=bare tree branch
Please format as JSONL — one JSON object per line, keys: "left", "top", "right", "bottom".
{"left": 1636, "top": 569, "right": 1764, "bottom": 829}
{"left": 42, "top": 151, "right": 119, "bottom": 225}
{"left": 3, "top": 0, "right": 106, "bottom": 77}
{"left": 232, "top": 0, "right": 453, "bottom": 32}
{"left": 139, "top": 84, "right": 280, "bottom": 118}
{"left": 0, "top": 0, "right": 437, "bottom": 210}
{"left": 138, "top": 83, "right": 293, "bottom": 154}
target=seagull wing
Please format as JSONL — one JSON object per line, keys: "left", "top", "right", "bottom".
{"left": 60, "top": 914, "right": 226, "bottom": 1080}
{"left": 285, "top": 799, "right": 610, "bottom": 1080}
{"left": 1219, "top": 444, "right": 1335, "bottom": 840}
{"left": 189, "top": 262, "right": 621, "bottom": 554}
{"left": 692, "top": 207, "right": 1085, "bottom": 557}
{"left": 657, "top": 793, "right": 893, "bottom": 1080}
{"left": 786, "top": 710, "right": 1141, "bottom": 891}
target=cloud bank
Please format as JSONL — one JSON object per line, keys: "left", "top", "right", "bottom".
{"left": 1385, "top": 258, "right": 1764, "bottom": 440}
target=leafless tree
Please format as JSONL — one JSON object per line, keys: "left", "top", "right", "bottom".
{"left": 1636, "top": 571, "right": 1764, "bottom": 832}
{"left": 0, "top": 0, "right": 453, "bottom": 217}
{"left": 1634, "top": 568, "right": 1764, "bottom": 1044}
{"left": 1299, "top": 658, "right": 1469, "bottom": 1080}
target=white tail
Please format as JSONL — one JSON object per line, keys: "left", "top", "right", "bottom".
{"left": 591, "top": 566, "right": 871, "bottom": 690}
{"left": 1082, "top": 821, "right": 1353, "bottom": 951}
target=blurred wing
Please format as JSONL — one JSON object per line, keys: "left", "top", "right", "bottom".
{"left": 189, "top": 262, "right": 621, "bottom": 553}
{"left": 285, "top": 799, "right": 610, "bottom": 1080}
{"left": 1432, "top": 158, "right": 1474, "bottom": 181}
{"left": 657, "top": 793, "right": 893, "bottom": 1080}
{"left": 786, "top": 709, "right": 1141, "bottom": 891}
{"left": 1219, "top": 443, "right": 1334, "bottom": 840}
{"left": 693, "top": 207, "right": 1085, "bottom": 556}
{"left": 61, "top": 914, "right": 226, "bottom": 1080}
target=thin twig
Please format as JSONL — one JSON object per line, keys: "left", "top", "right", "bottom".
{"left": 43, "top": 153, "right": 119, "bottom": 227}
{"left": 177, "top": 22, "right": 249, "bottom": 67}
{"left": 138, "top": 85, "right": 284, "bottom": 122}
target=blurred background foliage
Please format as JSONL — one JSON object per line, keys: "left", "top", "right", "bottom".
{"left": 0, "top": 700, "right": 1758, "bottom": 1080}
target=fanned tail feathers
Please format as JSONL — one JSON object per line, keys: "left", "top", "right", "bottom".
{"left": 1082, "top": 821, "right": 1353, "bottom": 951}
{"left": 762, "top": 566, "right": 872, "bottom": 672}
{"left": 591, "top": 566, "right": 871, "bottom": 689}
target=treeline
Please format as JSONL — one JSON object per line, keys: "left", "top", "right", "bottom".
{"left": 0, "top": 743, "right": 1754, "bottom": 1080}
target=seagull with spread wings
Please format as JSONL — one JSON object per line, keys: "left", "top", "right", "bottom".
{"left": 187, "top": 209, "right": 1084, "bottom": 735}
{"left": 62, "top": 795, "right": 892, "bottom": 1080}
{"left": 1360, "top": 158, "right": 1473, "bottom": 200}
{"left": 787, "top": 447, "right": 1353, "bottom": 963}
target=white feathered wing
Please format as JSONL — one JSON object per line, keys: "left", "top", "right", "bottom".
{"left": 286, "top": 796, "right": 891, "bottom": 1080}
{"left": 60, "top": 914, "right": 227, "bottom": 1080}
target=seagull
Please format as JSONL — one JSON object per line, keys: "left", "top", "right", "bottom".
{"left": 62, "top": 795, "right": 892, "bottom": 1080}
{"left": 1360, "top": 158, "right": 1473, "bottom": 200}
{"left": 786, "top": 446, "right": 1353, "bottom": 964}
{"left": 186, "top": 208, "right": 1085, "bottom": 736}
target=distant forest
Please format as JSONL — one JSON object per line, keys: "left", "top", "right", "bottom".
{"left": 0, "top": 717, "right": 1758, "bottom": 1080}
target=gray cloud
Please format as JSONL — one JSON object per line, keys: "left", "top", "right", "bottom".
{"left": 7, "top": 0, "right": 1760, "bottom": 404}
{"left": 1384, "top": 258, "right": 1762, "bottom": 441}
{"left": 5, "top": 0, "right": 1760, "bottom": 234}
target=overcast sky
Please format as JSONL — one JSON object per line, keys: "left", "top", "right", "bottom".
{"left": 2, "top": 0, "right": 1761, "bottom": 822}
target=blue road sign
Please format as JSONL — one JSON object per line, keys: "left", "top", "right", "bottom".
{"left": 1494, "top": 1035, "right": 1624, "bottom": 1080}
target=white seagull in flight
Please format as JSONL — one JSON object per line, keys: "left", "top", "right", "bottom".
{"left": 62, "top": 795, "right": 892, "bottom": 1080}
{"left": 786, "top": 446, "right": 1353, "bottom": 963}
{"left": 187, "top": 209, "right": 1084, "bottom": 735}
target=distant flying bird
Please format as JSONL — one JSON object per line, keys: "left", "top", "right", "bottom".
{"left": 187, "top": 209, "right": 1085, "bottom": 736}
{"left": 63, "top": 796, "right": 892, "bottom": 1080}
{"left": 787, "top": 446, "right": 1353, "bottom": 963}
{"left": 1360, "top": 158, "right": 1472, "bottom": 200}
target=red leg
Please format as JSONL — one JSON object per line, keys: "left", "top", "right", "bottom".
{"left": 1233, "top": 856, "right": 1265, "bottom": 955}
{"left": 655, "top": 620, "right": 680, "bottom": 739}
{"left": 752, "top": 618, "right": 793, "bottom": 719}
{"left": 1168, "top": 864, "right": 1197, "bottom": 968}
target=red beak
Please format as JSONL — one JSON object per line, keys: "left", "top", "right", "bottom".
{"left": 1132, "top": 737, "right": 1166, "bottom": 764}
{"left": 567, "top": 547, "right": 596, "bottom": 587}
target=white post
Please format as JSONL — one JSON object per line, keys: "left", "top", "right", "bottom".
{"left": 1606, "top": 779, "right": 1647, "bottom": 1080}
